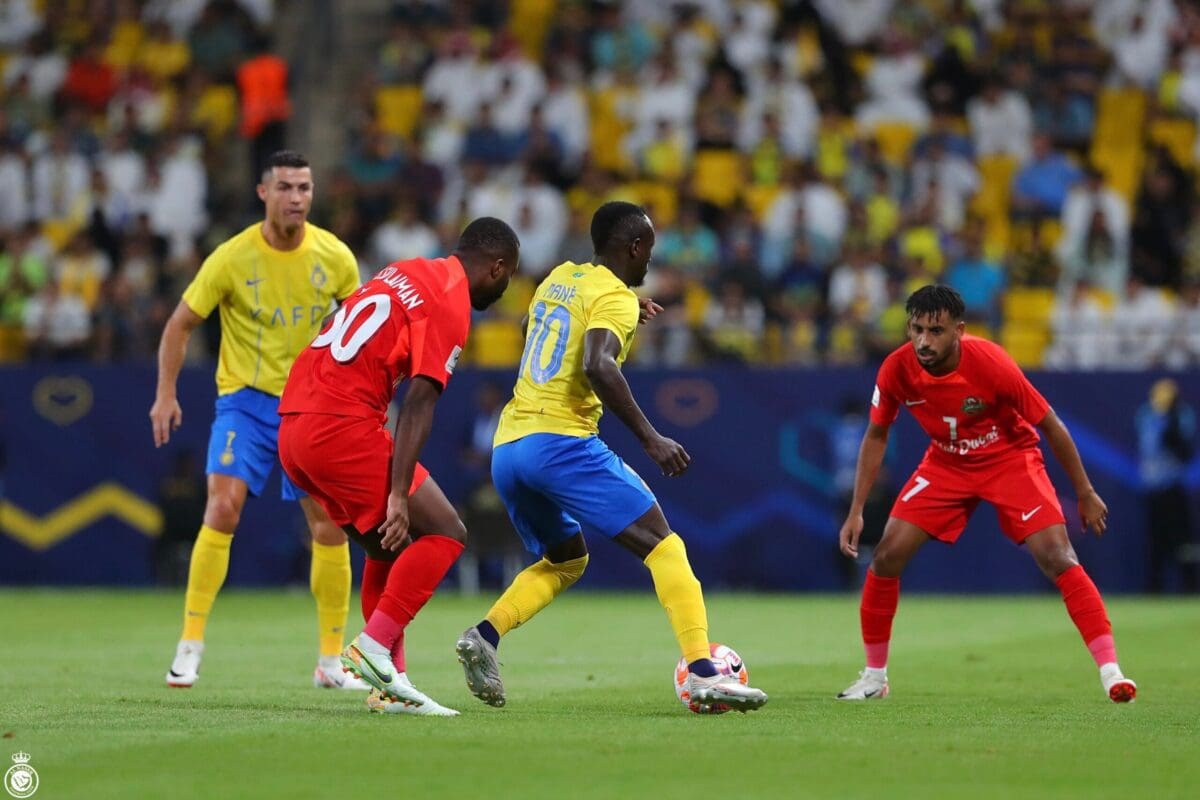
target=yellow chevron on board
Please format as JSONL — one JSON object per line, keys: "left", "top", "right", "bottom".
{"left": 0, "top": 482, "right": 162, "bottom": 551}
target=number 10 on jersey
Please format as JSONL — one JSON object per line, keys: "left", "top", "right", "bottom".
{"left": 520, "top": 300, "right": 572, "bottom": 384}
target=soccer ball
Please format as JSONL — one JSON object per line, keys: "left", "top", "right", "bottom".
{"left": 673, "top": 642, "right": 749, "bottom": 715}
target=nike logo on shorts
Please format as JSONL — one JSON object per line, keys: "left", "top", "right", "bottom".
{"left": 905, "top": 399, "right": 926, "bottom": 406}
{"left": 1021, "top": 505, "right": 1043, "bottom": 522}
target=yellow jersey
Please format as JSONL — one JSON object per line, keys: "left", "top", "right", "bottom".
{"left": 494, "top": 261, "right": 640, "bottom": 445}
{"left": 182, "top": 222, "right": 359, "bottom": 397}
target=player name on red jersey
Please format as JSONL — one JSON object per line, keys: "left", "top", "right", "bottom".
{"left": 373, "top": 266, "right": 425, "bottom": 311}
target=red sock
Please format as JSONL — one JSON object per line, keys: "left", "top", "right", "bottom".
{"left": 361, "top": 558, "right": 404, "bottom": 669}
{"left": 1055, "top": 564, "right": 1116, "bottom": 666}
{"left": 363, "top": 535, "right": 464, "bottom": 651}
{"left": 861, "top": 569, "right": 900, "bottom": 669}
{"left": 361, "top": 558, "right": 391, "bottom": 622}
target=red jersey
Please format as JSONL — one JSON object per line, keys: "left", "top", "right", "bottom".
{"left": 279, "top": 256, "right": 471, "bottom": 422}
{"left": 869, "top": 334, "right": 1050, "bottom": 467}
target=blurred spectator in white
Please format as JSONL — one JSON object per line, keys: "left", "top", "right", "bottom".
{"left": 944, "top": 221, "right": 1005, "bottom": 327}
{"left": 107, "top": 67, "right": 171, "bottom": 135}
{"left": 0, "top": 0, "right": 41, "bottom": 48}
{"left": 664, "top": 4, "right": 716, "bottom": 85}
{"left": 0, "top": 137, "right": 29, "bottom": 230}
{"left": 910, "top": 138, "right": 979, "bottom": 232}
{"left": 827, "top": 242, "right": 889, "bottom": 323}
{"left": 31, "top": 130, "right": 89, "bottom": 222}
{"left": 541, "top": 60, "right": 589, "bottom": 170}
{"left": 967, "top": 72, "right": 1033, "bottom": 163}
{"left": 1109, "top": 3, "right": 1174, "bottom": 89}
{"left": 739, "top": 58, "right": 819, "bottom": 159}
{"left": 370, "top": 198, "right": 440, "bottom": 266}
{"left": 514, "top": 163, "right": 567, "bottom": 246}
{"left": 1012, "top": 131, "right": 1083, "bottom": 218}
{"left": 723, "top": 2, "right": 776, "bottom": 78}
{"left": 144, "top": 0, "right": 211, "bottom": 37}
{"left": 97, "top": 131, "right": 147, "bottom": 229}
{"left": 1165, "top": 279, "right": 1200, "bottom": 368}
{"left": 855, "top": 27, "right": 931, "bottom": 132}
{"left": 3, "top": 32, "right": 66, "bottom": 101}
{"left": 1111, "top": 275, "right": 1175, "bottom": 369}
{"left": 422, "top": 31, "right": 483, "bottom": 124}
{"left": 416, "top": 99, "right": 465, "bottom": 172}
{"left": 633, "top": 48, "right": 696, "bottom": 147}
{"left": 509, "top": 201, "right": 559, "bottom": 279}
{"left": 763, "top": 162, "right": 847, "bottom": 271}
{"left": 23, "top": 279, "right": 91, "bottom": 360}
{"left": 812, "top": 0, "right": 895, "bottom": 47}
{"left": 700, "top": 277, "right": 765, "bottom": 362}
{"left": 1058, "top": 166, "right": 1129, "bottom": 271}
{"left": 148, "top": 135, "right": 208, "bottom": 259}
{"left": 1057, "top": 209, "right": 1129, "bottom": 301}
{"left": 1044, "top": 282, "right": 1112, "bottom": 369}
{"left": 437, "top": 158, "right": 491, "bottom": 229}
{"left": 479, "top": 34, "right": 546, "bottom": 136}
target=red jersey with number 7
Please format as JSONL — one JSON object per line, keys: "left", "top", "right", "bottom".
{"left": 279, "top": 256, "right": 471, "bottom": 423}
{"left": 869, "top": 334, "right": 1050, "bottom": 468}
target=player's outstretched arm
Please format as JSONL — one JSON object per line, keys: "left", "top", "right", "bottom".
{"left": 1037, "top": 408, "right": 1108, "bottom": 535}
{"left": 150, "top": 301, "right": 205, "bottom": 447}
{"left": 381, "top": 376, "right": 442, "bottom": 550}
{"left": 582, "top": 328, "right": 690, "bottom": 477}
{"left": 840, "top": 421, "right": 891, "bottom": 558}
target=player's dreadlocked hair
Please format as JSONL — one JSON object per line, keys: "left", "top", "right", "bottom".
{"left": 262, "top": 149, "right": 309, "bottom": 180}
{"left": 906, "top": 284, "right": 966, "bottom": 320}
{"left": 591, "top": 201, "right": 649, "bottom": 253}
{"left": 456, "top": 216, "right": 520, "bottom": 260}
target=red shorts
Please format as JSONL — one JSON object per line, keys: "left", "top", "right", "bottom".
{"left": 890, "top": 448, "right": 1066, "bottom": 544}
{"left": 278, "top": 413, "right": 430, "bottom": 534}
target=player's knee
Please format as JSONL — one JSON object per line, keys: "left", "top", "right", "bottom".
{"left": 204, "top": 493, "right": 243, "bottom": 531}
{"left": 441, "top": 516, "right": 468, "bottom": 545}
{"left": 1037, "top": 549, "right": 1079, "bottom": 580}
{"left": 869, "top": 547, "right": 903, "bottom": 578}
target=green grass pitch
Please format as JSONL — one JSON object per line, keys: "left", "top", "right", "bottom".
{"left": 1, "top": 589, "right": 1197, "bottom": 799}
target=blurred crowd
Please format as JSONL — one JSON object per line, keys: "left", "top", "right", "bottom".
{"left": 7, "top": 0, "right": 1200, "bottom": 369}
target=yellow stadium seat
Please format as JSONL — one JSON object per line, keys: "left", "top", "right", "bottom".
{"left": 1002, "top": 287, "right": 1056, "bottom": 324}
{"left": 509, "top": 0, "right": 556, "bottom": 59}
{"left": 192, "top": 84, "right": 238, "bottom": 142}
{"left": 1148, "top": 116, "right": 1196, "bottom": 167}
{"left": 971, "top": 153, "right": 1019, "bottom": 220}
{"left": 463, "top": 319, "right": 525, "bottom": 367}
{"left": 871, "top": 121, "right": 918, "bottom": 166}
{"left": 1090, "top": 145, "right": 1144, "bottom": 203}
{"left": 684, "top": 282, "right": 712, "bottom": 327}
{"left": 999, "top": 324, "right": 1050, "bottom": 367}
{"left": 374, "top": 85, "right": 424, "bottom": 140}
{"left": 625, "top": 181, "right": 679, "bottom": 227}
{"left": 742, "top": 184, "right": 782, "bottom": 221}
{"left": 588, "top": 87, "right": 634, "bottom": 174}
{"left": 1094, "top": 88, "right": 1146, "bottom": 151}
{"left": 1038, "top": 218, "right": 1063, "bottom": 248}
{"left": 690, "top": 149, "right": 745, "bottom": 208}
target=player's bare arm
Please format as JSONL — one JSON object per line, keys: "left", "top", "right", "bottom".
{"left": 637, "top": 297, "right": 663, "bottom": 325}
{"left": 149, "top": 301, "right": 206, "bottom": 447}
{"left": 1037, "top": 408, "right": 1108, "bottom": 535}
{"left": 840, "top": 421, "right": 891, "bottom": 558}
{"left": 381, "top": 376, "right": 443, "bottom": 550}
{"left": 582, "top": 328, "right": 690, "bottom": 477}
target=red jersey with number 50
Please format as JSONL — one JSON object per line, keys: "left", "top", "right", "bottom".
{"left": 279, "top": 256, "right": 471, "bottom": 423}
{"left": 869, "top": 334, "right": 1051, "bottom": 467}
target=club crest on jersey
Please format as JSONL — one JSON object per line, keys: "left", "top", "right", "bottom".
{"left": 961, "top": 396, "right": 987, "bottom": 415}
{"left": 311, "top": 263, "right": 327, "bottom": 289}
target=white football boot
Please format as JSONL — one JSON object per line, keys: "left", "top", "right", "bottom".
{"left": 836, "top": 668, "right": 890, "bottom": 700}
{"left": 1100, "top": 663, "right": 1137, "bottom": 703}
{"left": 314, "top": 656, "right": 371, "bottom": 690}
{"left": 165, "top": 640, "right": 204, "bottom": 688}
{"left": 341, "top": 633, "right": 431, "bottom": 708}
{"left": 685, "top": 672, "right": 768, "bottom": 712}
{"left": 366, "top": 680, "right": 460, "bottom": 717}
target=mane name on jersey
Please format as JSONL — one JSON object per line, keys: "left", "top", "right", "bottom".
{"left": 544, "top": 282, "right": 576, "bottom": 304}
{"left": 374, "top": 266, "right": 425, "bottom": 311}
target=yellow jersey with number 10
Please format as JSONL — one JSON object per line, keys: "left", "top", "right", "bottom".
{"left": 494, "top": 261, "right": 640, "bottom": 446}
{"left": 181, "top": 222, "right": 359, "bottom": 397}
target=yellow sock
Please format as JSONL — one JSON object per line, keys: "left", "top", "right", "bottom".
{"left": 310, "top": 541, "right": 351, "bottom": 658}
{"left": 181, "top": 525, "right": 233, "bottom": 641}
{"left": 485, "top": 555, "right": 588, "bottom": 636}
{"left": 644, "top": 533, "right": 710, "bottom": 663}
